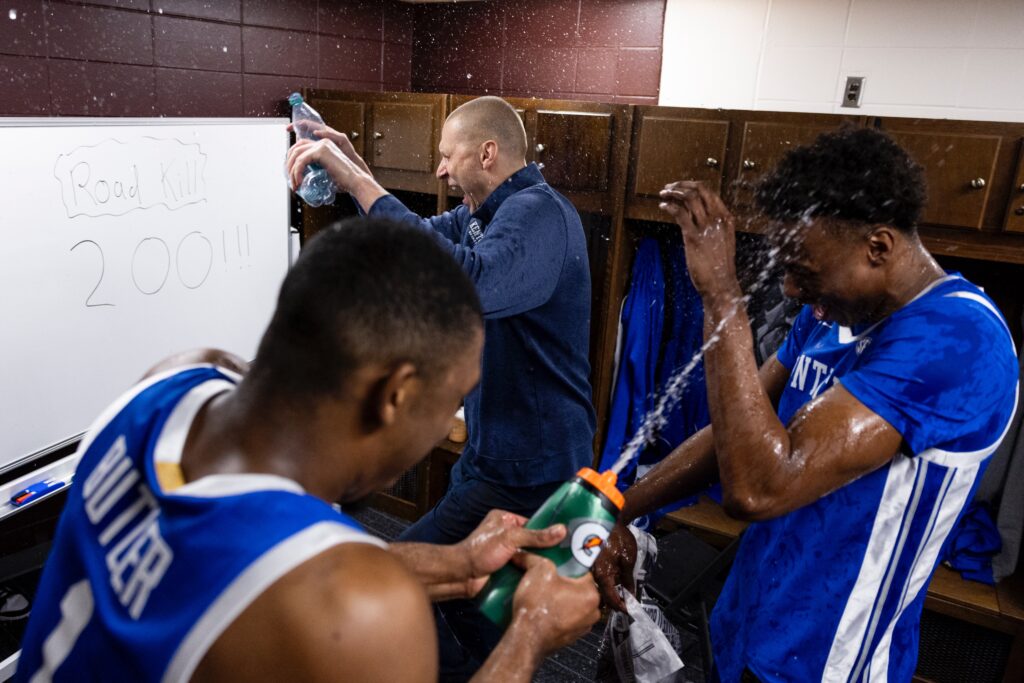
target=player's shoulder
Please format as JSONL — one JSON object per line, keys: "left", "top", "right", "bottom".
{"left": 276, "top": 541, "right": 423, "bottom": 618}
{"left": 196, "top": 542, "right": 434, "bottom": 682}
{"left": 140, "top": 348, "right": 248, "bottom": 382}
{"left": 899, "top": 276, "right": 1012, "bottom": 346}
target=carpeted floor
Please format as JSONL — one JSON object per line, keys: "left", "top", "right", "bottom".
{"left": 348, "top": 506, "right": 708, "bottom": 683}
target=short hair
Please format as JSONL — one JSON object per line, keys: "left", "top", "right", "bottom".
{"left": 449, "top": 96, "right": 528, "bottom": 159}
{"left": 754, "top": 127, "right": 927, "bottom": 234}
{"left": 249, "top": 218, "right": 482, "bottom": 404}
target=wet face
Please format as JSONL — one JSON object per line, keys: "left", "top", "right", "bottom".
{"left": 436, "top": 117, "right": 484, "bottom": 209}
{"left": 773, "top": 218, "right": 885, "bottom": 327}
{"left": 379, "top": 326, "right": 483, "bottom": 487}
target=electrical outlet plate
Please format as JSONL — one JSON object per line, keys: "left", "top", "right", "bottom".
{"left": 842, "top": 76, "right": 865, "bottom": 108}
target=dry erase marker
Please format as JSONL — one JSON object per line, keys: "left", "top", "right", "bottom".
{"left": 10, "top": 479, "right": 67, "bottom": 507}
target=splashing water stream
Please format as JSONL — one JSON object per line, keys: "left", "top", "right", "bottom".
{"left": 607, "top": 211, "right": 812, "bottom": 476}
{"left": 608, "top": 303, "right": 738, "bottom": 475}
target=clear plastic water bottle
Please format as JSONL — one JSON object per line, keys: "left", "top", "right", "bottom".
{"left": 288, "top": 92, "right": 337, "bottom": 207}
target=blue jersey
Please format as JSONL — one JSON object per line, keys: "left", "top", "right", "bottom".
{"left": 711, "top": 275, "right": 1019, "bottom": 683}
{"left": 17, "top": 366, "right": 384, "bottom": 683}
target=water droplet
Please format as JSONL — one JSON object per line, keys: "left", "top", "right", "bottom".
{"left": 222, "top": 46, "right": 228, "bottom": 52}
{"left": 8, "top": 8, "right": 17, "bottom": 20}
{"left": 466, "top": 73, "right": 472, "bottom": 80}
{"left": 157, "top": 7, "right": 163, "bottom": 14}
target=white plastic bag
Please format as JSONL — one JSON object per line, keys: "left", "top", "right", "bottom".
{"left": 622, "top": 589, "right": 686, "bottom": 682}
{"left": 595, "top": 527, "right": 686, "bottom": 683}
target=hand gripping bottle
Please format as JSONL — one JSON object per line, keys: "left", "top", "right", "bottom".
{"left": 476, "top": 468, "right": 624, "bottom": 629}
{"left": 288, "top": 92, "right": 337, "bottom": 207}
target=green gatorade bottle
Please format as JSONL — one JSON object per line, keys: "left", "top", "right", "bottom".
{"left": 476, "top": 467, "right": 624, "bottom": 629}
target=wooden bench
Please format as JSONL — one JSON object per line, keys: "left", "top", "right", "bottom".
{"left": 663, "top": 495, "right": 1024, "bottom": 683}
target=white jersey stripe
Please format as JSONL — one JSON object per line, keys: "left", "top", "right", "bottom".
{"left": 822, "top": 454, "right": 920, "bottom": 681}
{"left": 943, "top": 291, "right": 1014, "bottom": 347}
{"left": 154, "top": 380, "right": 235, "bottom": 465}
{"left": 147, "top": 377, "right": 308, "bottom": 499}
{"left": 848, "top": 459, "right": 928, "bottom": 683}
{"left": 162, "top": 521, "right": 386, "bottom": 683}
{"left": 75, "top": 364, "right": 236, "bottom": 459}
{"left": 866, "top": 463, "right": 980, "bottom": 682}
{"left": 866, "top": 466, "right": 953, "bottom": 682}
{"left": 858, "top": 464, "right": 940, "bottom": 683}
{"left": 171, "top": 473, "right": 305, "bottom": 498}
{"left": 27, "top": 581, "right": 94, "bottom": 683}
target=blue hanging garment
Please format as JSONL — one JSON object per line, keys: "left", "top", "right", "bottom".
{"left": 599, "top": 236, "right": 715, "bottom": 531}
{"left": 598, "top": 238, "right": 665, "bottom": 485}
{"left": 647, "top": 236, "right": 709, "bottom": 462}
{"left": 632, "top": 237, "right": 712, "bottom": 529}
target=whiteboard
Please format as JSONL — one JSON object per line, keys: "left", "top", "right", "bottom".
{"left": 0, "top": 118, "right": 290, "bottom": 475}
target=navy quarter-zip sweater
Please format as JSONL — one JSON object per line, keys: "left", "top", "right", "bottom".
{"left": 367, "top": 163, "right": 596, "bottom": 486}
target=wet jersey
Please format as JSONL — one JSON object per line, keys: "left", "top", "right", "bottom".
{"left": 17, "top": 365, "right": 385, "bottom": 683}
{"left": 711, "top": 274, "right": 1019, "bottom": 683}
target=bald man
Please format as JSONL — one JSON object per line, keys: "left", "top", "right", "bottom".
{"left": 286, "top": 96, "right": 596, "bottom": 679}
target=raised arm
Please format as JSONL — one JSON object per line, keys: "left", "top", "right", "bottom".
{"left": 620, "top": 356, "right": 789, "bottom": 521}
{"left": 659, "top": 182, "right": 903, "bottom": 521}
{"left": 284, "top": 131, "right": 469, "bottom": 245}
{"left": 594, "top": 356, "right": 788, "bottom": 610}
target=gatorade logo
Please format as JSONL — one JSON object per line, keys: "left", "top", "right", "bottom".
{"left": 569, "top": 521, "right": 610, "bottom": 568}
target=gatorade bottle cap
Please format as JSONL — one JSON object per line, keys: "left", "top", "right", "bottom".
{"left": 576, "top": 467, "right": 625, "bottom": 510}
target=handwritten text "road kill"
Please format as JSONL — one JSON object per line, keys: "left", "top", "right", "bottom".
{"left": 54, "top": 137, "right": 208, "bottom": 219}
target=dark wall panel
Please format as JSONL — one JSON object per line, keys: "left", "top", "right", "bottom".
{"left": 49, "top": 61, "right": 156, "bottom": 116}
{"left": 0, "top": 0, "right": 47, "bottom": 57}
{"left": 154, "top": 16, "right": 242, "bottom": 72}
{"left": 244, "top": 0, "right": 318, "bottom": 33}
{"left": 0, "top": 55, "right": 49, "bottom": 114}
{"left": 156, "top": 0, "right": 241, "bottom": 23}
{"left": 47, "top": 3, "right": 154, "bottom": 65}
{"left": 411, "top": 0, "right": 666, "bottom": 104}
{"left": 1, "top": 0, "right": 665, "bottom": 119}
{"left": 156, "top": 68, "right": 244, "bottom": 117}
{"left": 0, "top": 0, "right": 415, "bottom": 118}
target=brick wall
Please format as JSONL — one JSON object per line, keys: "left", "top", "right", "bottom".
{"left": 0, "top": 0, "right": 668, "bottom": 119}
{"left": 0, "top": 0, "right": 415, "bottom": 117}
{"left": 411, "top": 0, "right": 666, "bottom": 104}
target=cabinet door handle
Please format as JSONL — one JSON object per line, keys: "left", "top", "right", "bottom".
{"left": 1015, "top": 207, "right": 1024, "bottom": 216}
{"left": 350, "top": 131, "right": 360, "bottom": 140}
{"left": 706, "top": 157, "right": 719, "bottom": 168}
{"left": 1018, "top": 183, "right": 1024, "bottom": 193}
{"left": 969, "top": 177, "right": 986, "bottom": 189}
{"left": 535, "top": 143, "right": 546, "bottom": 153}
{"left": 373, "top": 132, "right": 384, "bottom": 139}
{"left": 742, "top": 159, "right": 757, "bottom": 170}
